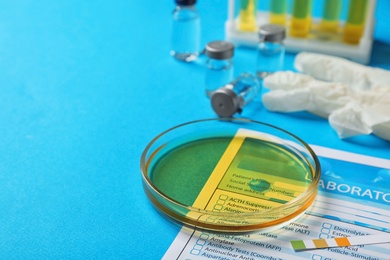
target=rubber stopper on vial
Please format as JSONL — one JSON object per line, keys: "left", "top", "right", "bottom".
{"left": 211, "top": 87, "right": 241, "bottom": 117}
{"left": 258, "top": 24, "right": 286, "bottom": 42}
{"left": 175, "top": 0, "right": 196, "bottom": 5}
{"left": 205, "top": 41, "right": 235, "bottom": 60}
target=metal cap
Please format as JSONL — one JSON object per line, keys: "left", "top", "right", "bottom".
{"left": 258, "top": 24, "right": 286, "bottom": 42}
{"left": 211, "top": 87, "right": 241, "bottom": 117}
{"left": 205, "top": 41, "right": 234, "bottom": 60}
{"left": 175, "top": 0, "right": 196, "bottom": 5}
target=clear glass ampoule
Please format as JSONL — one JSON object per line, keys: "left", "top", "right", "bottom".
{"left": 211, "top": 73, "right": 261, "bottom": 117}
{"left": 256, "top": 24, "right": 286, "bottom": 79}
{"left": 205, "top": 41, "right": 234, "bottom": 98}
{"left": 171, "top": 0, "right": 201, "bottom": 62}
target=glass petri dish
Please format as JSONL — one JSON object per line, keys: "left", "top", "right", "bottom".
{"left": 140, "top": 118, "right": 321, "bottom": 233}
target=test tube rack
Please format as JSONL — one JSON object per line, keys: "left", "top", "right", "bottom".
{"left": 225, "top": 0, "right": 376, "bottom": 64}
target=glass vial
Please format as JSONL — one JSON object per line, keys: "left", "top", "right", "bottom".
{"left": 211, "top": 73, "right": 261, "bottom": 117}
{"left": 205, "top": 40, "right": 234, "bottom": 98}
{"left": 256, "top": 24, "right": 286, "bottom": 79}
{"left": 170, "top": 0, "right": 200, "bottom": 62}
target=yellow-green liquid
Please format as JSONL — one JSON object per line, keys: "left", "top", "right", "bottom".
{"left": 344, "top": 0, "right": 368, "bottom": 44}
{"left": 320, "top": 0, "right": 342, "bottom": 33}
{"left": 270, "top": 0, "right": 287, "bottom": 25}
{"left": 150, "top": 137, "right": 313, "bottom": 209}
{"left": 290, "top": 0, "right": 312, "bottom": 38}
{"left": 239, "top": 0, "right": 258, "bottom": 32}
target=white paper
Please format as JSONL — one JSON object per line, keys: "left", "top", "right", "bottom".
{"left": 163, "top": 146, "right": 390, "bottom": 260}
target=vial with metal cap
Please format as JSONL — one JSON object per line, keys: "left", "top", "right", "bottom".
{"left": 205, "top": 40, "right": 234, "bottom": 98}
{"left": 171, "top": 0, "right": 201, "bottom": 62}
{"left": 256, "top": 24, "right": 286, "bottom": 79}
{"left": 211, "top": 73, "right": 261, "bottom": 117}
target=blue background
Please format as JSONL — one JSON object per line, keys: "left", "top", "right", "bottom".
{"left": 0, "top": 0, "right": 389, "bottom": 259}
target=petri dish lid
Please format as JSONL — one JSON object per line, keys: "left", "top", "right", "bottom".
{"left": 140, "top": 118, "right": 321, "bottom": 233}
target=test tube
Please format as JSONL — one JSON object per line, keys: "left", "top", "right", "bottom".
{"left": 290, "top": 0, "right": 312, "bottom": 37}
{"left": 239, "top": 0, "right": 257, "bottom": 31}
{"left": 343, "top": 0, "right": 368, "bottom": 44}
{"left": 320, "top": 0, "right": 342, "bottom": 33}
{"left": 270, "top": 0, "right": 288, "bottom": 26}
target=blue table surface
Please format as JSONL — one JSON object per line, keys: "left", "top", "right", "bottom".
{"left": 1, "top": 1, "right": 389, "bottom": 259}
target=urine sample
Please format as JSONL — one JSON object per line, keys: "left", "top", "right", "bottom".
{"left": 290, "top": 0, "right": 312, "bottom": 38}
{"left": 320, "top": 0, "right": 342, "bottom": 33}
{"left": 239, "top": 0, "right": 258, "bottom": 31}
{"left": 270, "top": 0, "right": 288, "bottom": 26}
{"left": 343, "top": 0, "right": 368, "bottom": 44}
{"left": 141, "top": 118, "right": 321, "bottom": 232}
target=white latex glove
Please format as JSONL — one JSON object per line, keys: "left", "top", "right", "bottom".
{"left": 263, "top": 71, "right": 352, "bottom": 118}
{"left": 295, "top": 52, "right": 390, "bottom": 90}
{"left": 262, "top": 69, "right": 390, "bottom": 141}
